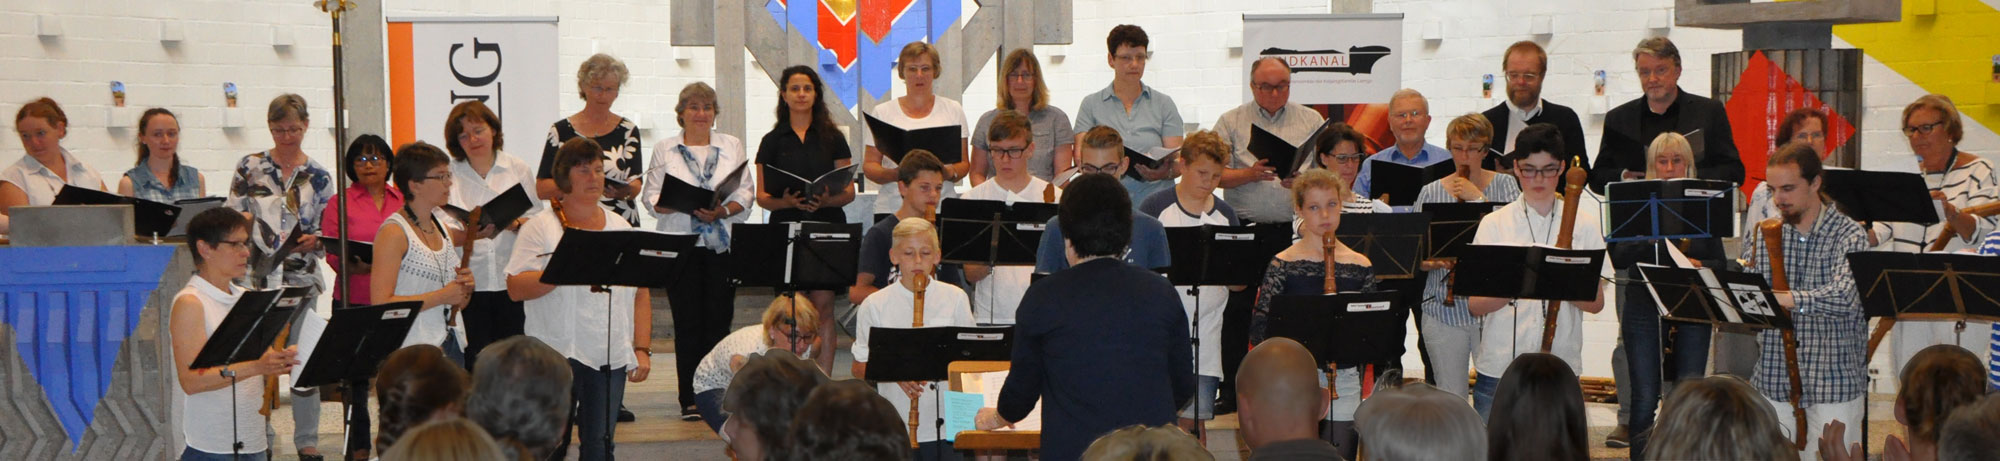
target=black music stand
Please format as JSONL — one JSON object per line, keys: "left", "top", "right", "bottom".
{"left": 1161, "top": 223, "right": 1288, "bottom": 423}
{"left": 865, "top": 325, "right": 1012, "bottom": 457}
{"left": 1264, "top": 291, "right": 1409, "bottom": 397}
{"left": 1423, "top": 202, "right": 1506, "bottom": 261}
{"left": 1604, "top": 179, "right": 1736, "bottom": 243}
{"left": 937, "top": 198, "right": 1058, "bottom": 266}
{"left": 1635, "top": 264, "right": 1792, "bottom": 331}
{"left": 731, "top": 222, "right": 864, "bottom": 291}
{"left": 538, "top": 228, "right": 692, "bottom": 459}
{"left": 1451, "top": 245, "right": 1606, "bottom": 301}
{"left": 189, "top": 285, "right": 313, "bottom": 456}
{"left": 294, "top": 301, "right": 422, "bottom": 456}
{"left": 1822, "top": 168, "right": 1940, "bottom": 225}
{"left": 1849, "top": 251, "right": 2000, "bottom": 324}
{"left": 1335, "top": 213, "right": 1429, "bottom": 279}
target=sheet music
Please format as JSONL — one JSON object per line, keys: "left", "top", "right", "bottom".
{"left": 966, "top": 371, "right": 1040, "bottom": 431}
{"left": 1700, "top": 268, "right": 1746, "bottom": 324}
{"left": 1663, "top": 240, "right": 1694, "bottom": 269}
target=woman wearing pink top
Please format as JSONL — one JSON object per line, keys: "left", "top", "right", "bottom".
{"left": 322, "top": 134, "right": 402, "bottom": 308}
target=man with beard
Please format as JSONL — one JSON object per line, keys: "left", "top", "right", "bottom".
{"left": 1741, "top": 142, "right": 1870, "bottom": 460}
{"left": 1481, "top": 41, "right": 1589, "bottom": 176}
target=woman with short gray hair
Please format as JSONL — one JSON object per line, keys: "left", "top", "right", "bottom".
{"left": 1353, "top": 384, "right": 1486, "bottom": 460}
{"left": 537, "top": 53, "right": 645, "bottom": 227}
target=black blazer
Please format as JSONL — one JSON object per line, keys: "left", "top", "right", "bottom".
{"left": 1591, "top": 89, "right": 1745, "bottom": 193}
{"left": 1481, "top": 99, "right": 1591, "bottom": 176}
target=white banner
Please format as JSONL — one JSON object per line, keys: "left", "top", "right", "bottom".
{"left": 391, "top": 18, "right": 559, "bottom": 167}
{"left": 1242, "top": 14, "right": 1403, "bottom": 105}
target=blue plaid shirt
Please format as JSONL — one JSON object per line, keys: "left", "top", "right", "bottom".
{"left": 1745, "top": 207, "right": 1870, "bottom": 404}
{"left": 1414, "top": 174, "right": 1522, "bottom": 327}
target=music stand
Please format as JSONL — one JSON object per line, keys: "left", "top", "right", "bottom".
{"left": 1849, "top": 251, "right": 2000, "bottom": 324}
{"left": 189, "top": 285, "right": 313, "bottom": 456}
{"left": 1822, "top": 169, "right": 1940, "bottom": 225}
{"left": 537, "top": 228, "right": 692, "bottom": 459}
{"left": 1162, "top": 224, "right": 1292, "bottom": 287}
{"left": 1423, "top": 202, "right": 1506, "bottom": 261}
{"left": 293, "top": 301, "right": 423, "bottom": 387}
{"left": 730, "top": 222, "right": 864, "bottom": 291}
{"left": 1635, "top": 264, "right": 1792, "bottom": 331}
{"left": 1335, "top": 213, "right": 1429, "bottom": 279}
{"left": 937, "top": 198, "right": 1058, "bottom": 266}
{"left": 1450, "top": 244, "right": 1606, "bottom": 302}
{"left": 1264, "top": 291, "right": 1408, "bottom": 399}
{"left": 1604, "top": 179, "right": 1736, "bottom": 243}
{"left": 866, "top": 325, "right": 1011, "bottom": 457}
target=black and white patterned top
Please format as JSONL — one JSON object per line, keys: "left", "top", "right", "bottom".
{"left": 539, "top": 117, "right": 644, "bottom": 226}
{"left": 1869, "top": 153, "right": 1999, "bottom": 252}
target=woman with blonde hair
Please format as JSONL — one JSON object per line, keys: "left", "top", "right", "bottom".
{"left": 1647, "top": 375, "right": 1797, "bottom": 461}
{"left": 688, "top": 293, "right": 822, "bottom": 432}
{"left": 1881, "top": 94, "right": 2000, "bottom": 385}
{"left": 1079, "top": 425, "right": 1212, "bottom": 461}
{"left": 971, "top": 48, "right": 1074, "bottom": 184}
{"left": 380, "top": 418, "right": 504, "bottom": 461}
{"left": 862, "top": 41, "right": 971, "bottom": 222}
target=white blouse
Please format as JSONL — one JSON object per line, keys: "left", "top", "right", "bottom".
{"left": 505, "top": 204, "right": 640, "bottom": 370}
{"left": 448, "top": 152, "right": 543, "bottom": 292}
{"left": 640, "top": 132, "right": 754, "bottom": 244}
{"left": 863, "top": 97, "right": 969, "bottom": 215}
{"left": 1, "top": 149, "right": 105, "bottom": 206}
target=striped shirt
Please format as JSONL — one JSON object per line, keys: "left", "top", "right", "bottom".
{"left": 1871, "top": 155, "right": 1999, "bottom": 253}
{"left": 1415, "top": 173, "right": 1522, "bottom": 327}
{"left": 1745, "top": 206, "right": 1871, "bottom": 404}
{"left": 1979, "top": 230, "right": 2000, "bottom": 390}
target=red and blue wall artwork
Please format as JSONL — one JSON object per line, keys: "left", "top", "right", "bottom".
{"left": 766, "top": 0, "right": 961, "bottom": 109}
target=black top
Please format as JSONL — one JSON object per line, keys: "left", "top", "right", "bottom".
{"left": 1592, "top": 87, "right": 1745, "bottom": 194}
{"left": 756, "top": 125, "right": 853, "bottom": 224}
{"left": 1250, "top": 259, "right": 1379, "bottom": 346}
{"left": 1247, "top": 438, "right": 1347, "bottom": 461}
{"left": 998, "top": 258, "right": 1194, "bottom": 461}
{"left": 539, "top": 117, "right": 645, "bottom": 226}
{"left": 1481, "top": 99, "right": 1591, "bottom": 176}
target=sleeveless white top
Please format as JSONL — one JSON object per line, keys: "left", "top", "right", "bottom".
{"left": 382, "top": 210, "right": 467, "bottom": 348}
{"left": 177, "top": 276, "right": 267, "bottom": 454}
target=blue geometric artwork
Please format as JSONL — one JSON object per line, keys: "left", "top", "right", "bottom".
{"left": 766, "top": 0, "right": 963, "bottom": 110}
{"left": 1, "top": 245, "right": 175, "bottom": 450}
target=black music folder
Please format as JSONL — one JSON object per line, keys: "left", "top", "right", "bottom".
{"left": 52, "top": 184, "right": 182, "bottom": 237}
{"left": 1424, "top": 201, "right": 1507, "bottom": 260}
{"left": 1248, "top": 125, "right": 1302, "bottom": 180}
{"left": 442, "top": 184, "right": 534, "bottom": 229}
{"left": 317, "top": 236, "right": 374, "bottom": 265}
{"left": 863, "top": 326, "right": 1013, "bottom": 382}
{"left": 1123, "top": 146, "right": 1181, "bottom": 181}
{"left": 1335, "top": 212, "right": 1429, "bottom": 279}
{"left": 1265, "top": 291, "right": 1408, "bottom": 367}
{"left": 252, "top": 221, "right": 308, "bottom": 283}
{"left": 937, "top": 198, "right": 1059, "bottom": 266}
{"left": 1821, "top": 168, "right": 1939, "bottom": 224}
{"left": 169, "top": 197, "right": 228, "bottom": 236}
{"left": 1163, "top": 224, "right": 1293, "bottom": 287}
{"left": 1451, "top": 244, "right": 1606, "bottom": 302}
{"left": 762, "top": 164, "right": 858, "bottom": 199}
{"left": 864, "top": 114, "right": 964, "bottom": 164}
{"left": 1847, "top": 251, "right": 2000, "bottom": 322}
{"left": 537, "top": 229, "right": 696, "bottom": 289}
{"left": 1605, "top": 178, "right": 1737, "bottom": 242}
{"left": 1287, "top": 117, "right": 1343, "bottom": 174}
{"left": 654, "top": 166, "right": 748, "bottom": 213}
{"left": 730, "top": 221, "right": 864, "bottom": 290}
{"left": 189, "top": 286, "right": 314, "bottom": 370}
{"left": 1636, "top": 264, "right": 1791, "bottom": 330}
{"left": 1368, "top": 160, "right": 1456, "bottom": 207}
{"left": 293, "top": 301, "right": 422, "bottom": 387}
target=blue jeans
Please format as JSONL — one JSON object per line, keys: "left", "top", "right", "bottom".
{"left": 180, "top": 446, "right": 268, "bottom": 461}
{"left": 1472, "top": 373, "right": 1500, "bottom": 420}
{"left": 555, "top": 359, "right": 629, "bottom": 461}
{"left": 1177, "top": 375, "right": 1221, "bottom": 420}
{"left": 695, "top": 389, "right": 727, "bottom": 434}
{"left": 1619, "top": 270, "right": 1712, "bottom": 459}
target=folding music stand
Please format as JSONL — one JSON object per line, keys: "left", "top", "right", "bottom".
{"left": 1423, "top": 202, "right": 1506, "bottom": 261}
{"left": 189, "top": 285, "right": 313, "bottom": 456}
{"left": 293, "top": 301, "right": 423, "bottom": 388}
{"left": 1604, "top": 179, "right": 1737, "bottom": 242}
{"left": 863, "top": 327, "right": 1015, "bottom": 382}
{"left": 730, "top": 222, "right": 864, "bottom": 291}
{"left": 1849, "top": 251, "right": 2000, "bottom": 324}
{"left": 537, "top": 228, "right": 693, "bottom": 459}
{"left": 1264, "top": 291, "right": 1408, "bottom": 399}
{"left": 937, "top": 198, "right": 1058, "bottom": 266}
{"left": 1450, "top": 245, "right": 1606, "bottom": 302}
{"left": 1335, "top": 213, "right": 1429, "bottom": 279}
{"left": 1161, "top": 224, "right": 1292, "bottom": 287}
{"left": 1635, "top": 264, "right": 1792, "bottom": 331}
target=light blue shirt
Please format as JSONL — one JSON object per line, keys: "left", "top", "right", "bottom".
{"left": 1073, "top": 84, "right": 1184, "bottom": 211}
{"left": 1352, "top": 143, "right": 1450, "bottom": 203}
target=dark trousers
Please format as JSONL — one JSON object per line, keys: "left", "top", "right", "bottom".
{"left": 1377, "top": 275, "right": 1429, "bottom": 384}
{"left": 1619, "top": 268, "right": 1713, "bottom": 458}
{"left": 669, "top": 247, "right": 737, "bottom": 408}
{"left": 555, "top": 359, "right": 629, "bottom": 461}
{"left": 461, "top": 290, "right": 525, "bottom": 372}
{"left": 1218, "top": 288, "right": 1256, "bottom": 405}
{"left": 342, "top": 379, "right": 371, "bottom": 458}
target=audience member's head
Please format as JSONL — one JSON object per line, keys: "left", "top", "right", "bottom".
{"left": 1487, "top": 353, "right": 1587, "bottom": 461}
{"left": 1354, "top": 384, "right": 1485, "bottom": 460}
{"left": 725, "top": 349, "right": 830, "bottom": 461}
{"left": 1079, "top": 425, "right": 1212, "bottom": 461}
{"left": 1234, "top": 338, "right": 1328, "bottom": 450}
{"left": 380, "top": 418, "right": 505, "bottom": 461}
{"left": 1898, "top": 345, "right": 1987, "bottom": 447}
{"left": 1937, "top": 394, "right": 2000, "bottom": 461}
{"left": 762, "top": 293, "right": 820, "bottom": 357}
{"left": 1648, "top": 375, "right": 1796, "bottom": 461}
{"left": 466, "top": 336, "right": 572, "bottom": 461}
{"left": 779, "top": 379, "right": 908, "bottom": 461}
{"left": 375, "top": 344, "right": 469, "bottom": 450}
{"left": 1058, "top": 173, "right": 1132, "bottom": 260}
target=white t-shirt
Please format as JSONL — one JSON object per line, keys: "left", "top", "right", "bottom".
{"left": 692, "top": 326, "right": 771, "bottom": 394}
{"left": 863, "top": 97, "right": 968, "bottom": 215}
{"left": 1141, "top": 190, "right": 1235, "bottom": 379}
{"left": 449, "top": 151, "right": 543, "bottom": 292}
{"left": 176, "top": 277, "right": 268, "bottom": 455}
{"left": 1, "top": 149, "right": 105, "bottom": 206}
{"left": 1470, "top": 194, "right": 1610, "bottom": 377}
{"left": 641, "top": 132, "right": 754, "bottom": 245}
{"left": 853, "top": 280, "right": 974, "bottom": 443}
{"left": 959, "top": 177, "right": 1059, "bottom": 325}
{"left": 505, "top": 204, "right": 641, "bottom": 370}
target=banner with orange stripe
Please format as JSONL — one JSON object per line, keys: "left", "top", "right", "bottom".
{"left": 388, "top": 17, "right": 559, "bottom": 167}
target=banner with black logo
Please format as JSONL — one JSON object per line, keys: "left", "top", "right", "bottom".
{"left": 1243, "top": 14, "right": 1403, "bottom": 105}
{"left": 388, "top": 17, "right": 560, "bottom": 167}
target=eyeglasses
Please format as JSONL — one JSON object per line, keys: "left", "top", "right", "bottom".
{"left": 419, "top": 174, "right": 453, "bottom": 183}
{"left": 354, "top": 155, "right": 386, "bottom": 164}
{"left": 270, "top": 127, "right": 306, "bottom": 136}
{"left": 1251, "top": 82, "right": 1290, "bottom": 93}
{"left": 1389, "top": 110, "right": 1427, "bottom": 121}
{"left": 1792, "top": 131, "right": 1827, "bottom": 141}
{"left": 1517, "top": 165, "right": 1566, "bottom": 178}
{"left": 1006, "top": 72, "right": 1036, "bottom": 81}
{"left": 457, "top": 125, "right": 490, "bottom": 139}
{"left": 1113, "top": 51, "right": 1153, "bottom": 64}
{"left": 1505, "top": 72, "right": 1541, "bottom": 82}
{"left": 1903, "top": 121, "right": 1945, "bottom": 136}
{"left": 1636, "top": 66, "right": 1677, "bottom": 80}
{"left": 1078, "top": 162, "right": 1121, "bottom": 175}
{"left": 216, "top": 238, "right": 251, "bottom": 250}
{"left": 990, "top": 146, "right": 1030, "bottom": 159}
{"left": 1323, "top": 153, "right": 1366, "bottom": 164}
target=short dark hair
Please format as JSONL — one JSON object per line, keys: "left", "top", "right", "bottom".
{"left": 1058, "top": 173, "right": 1132, "bottom": 258}
{"left": 443, "top": 101, "right": 504, "bottom": 161}
{"left": 1310, "top": 122, "right": 1369, "bottom": 169}
{"left": 375, "top": 344, "right": 469, "bottom": 450}
{"left": 726, "top": 350, "right": 828, "bottom": 458}
{"left": 1079, "top": 126, "right": 1124, "bottom": 153}
{"left": 1768, "top": 141, "right": 1823, "bottom": 183}
{"left": 343, "top": 134, "right": 394, "bottom": 183}
{"left": 551, "top": 137, "right": 605, "bottom": 193}
{"left": 391, "top": 142, "right": 452, "bottom": 195}
{"left": 1106, "top": 24, "right": 1149, "bottom": 54}
{"left": 1506, "top": 123, "right": 1568, "bottom": 168}
{"left": 1487, "top": 353, "right": 1588, "bottom": 461}
{"left": 466, "top": 336, "right": 571, "bottom": 461}
{"left": 1775, "top": 108, "right": 1829, "bottom": 149}
{"left": 185, "top": 207, "right": 250, "bottom": 266}
{"left": 779, "top": 379, "right": 909, "bottom": 460}
{"left": 986, "top": 110, "right": 1032, "bottom": 144}
{"left": 896, "top": 149, "right": 947, "bottom": 185}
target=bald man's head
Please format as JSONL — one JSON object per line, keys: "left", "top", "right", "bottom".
{"left": 1236, "top": 338, "right": 1328, "bottom": 447}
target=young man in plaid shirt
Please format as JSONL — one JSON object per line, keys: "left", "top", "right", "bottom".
{"left": 1742, "top": 143, "right": 1871, "bottom": 460}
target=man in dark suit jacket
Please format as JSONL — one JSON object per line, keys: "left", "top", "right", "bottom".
{"left": 1483, "top": 41, "right": 1590, "bottom": 177}
{"left": 978, "top": 172, "right": 1195, "bottom": 461}
{"left": 1591, "top": 36, "right": 1745, "bottom": 193}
